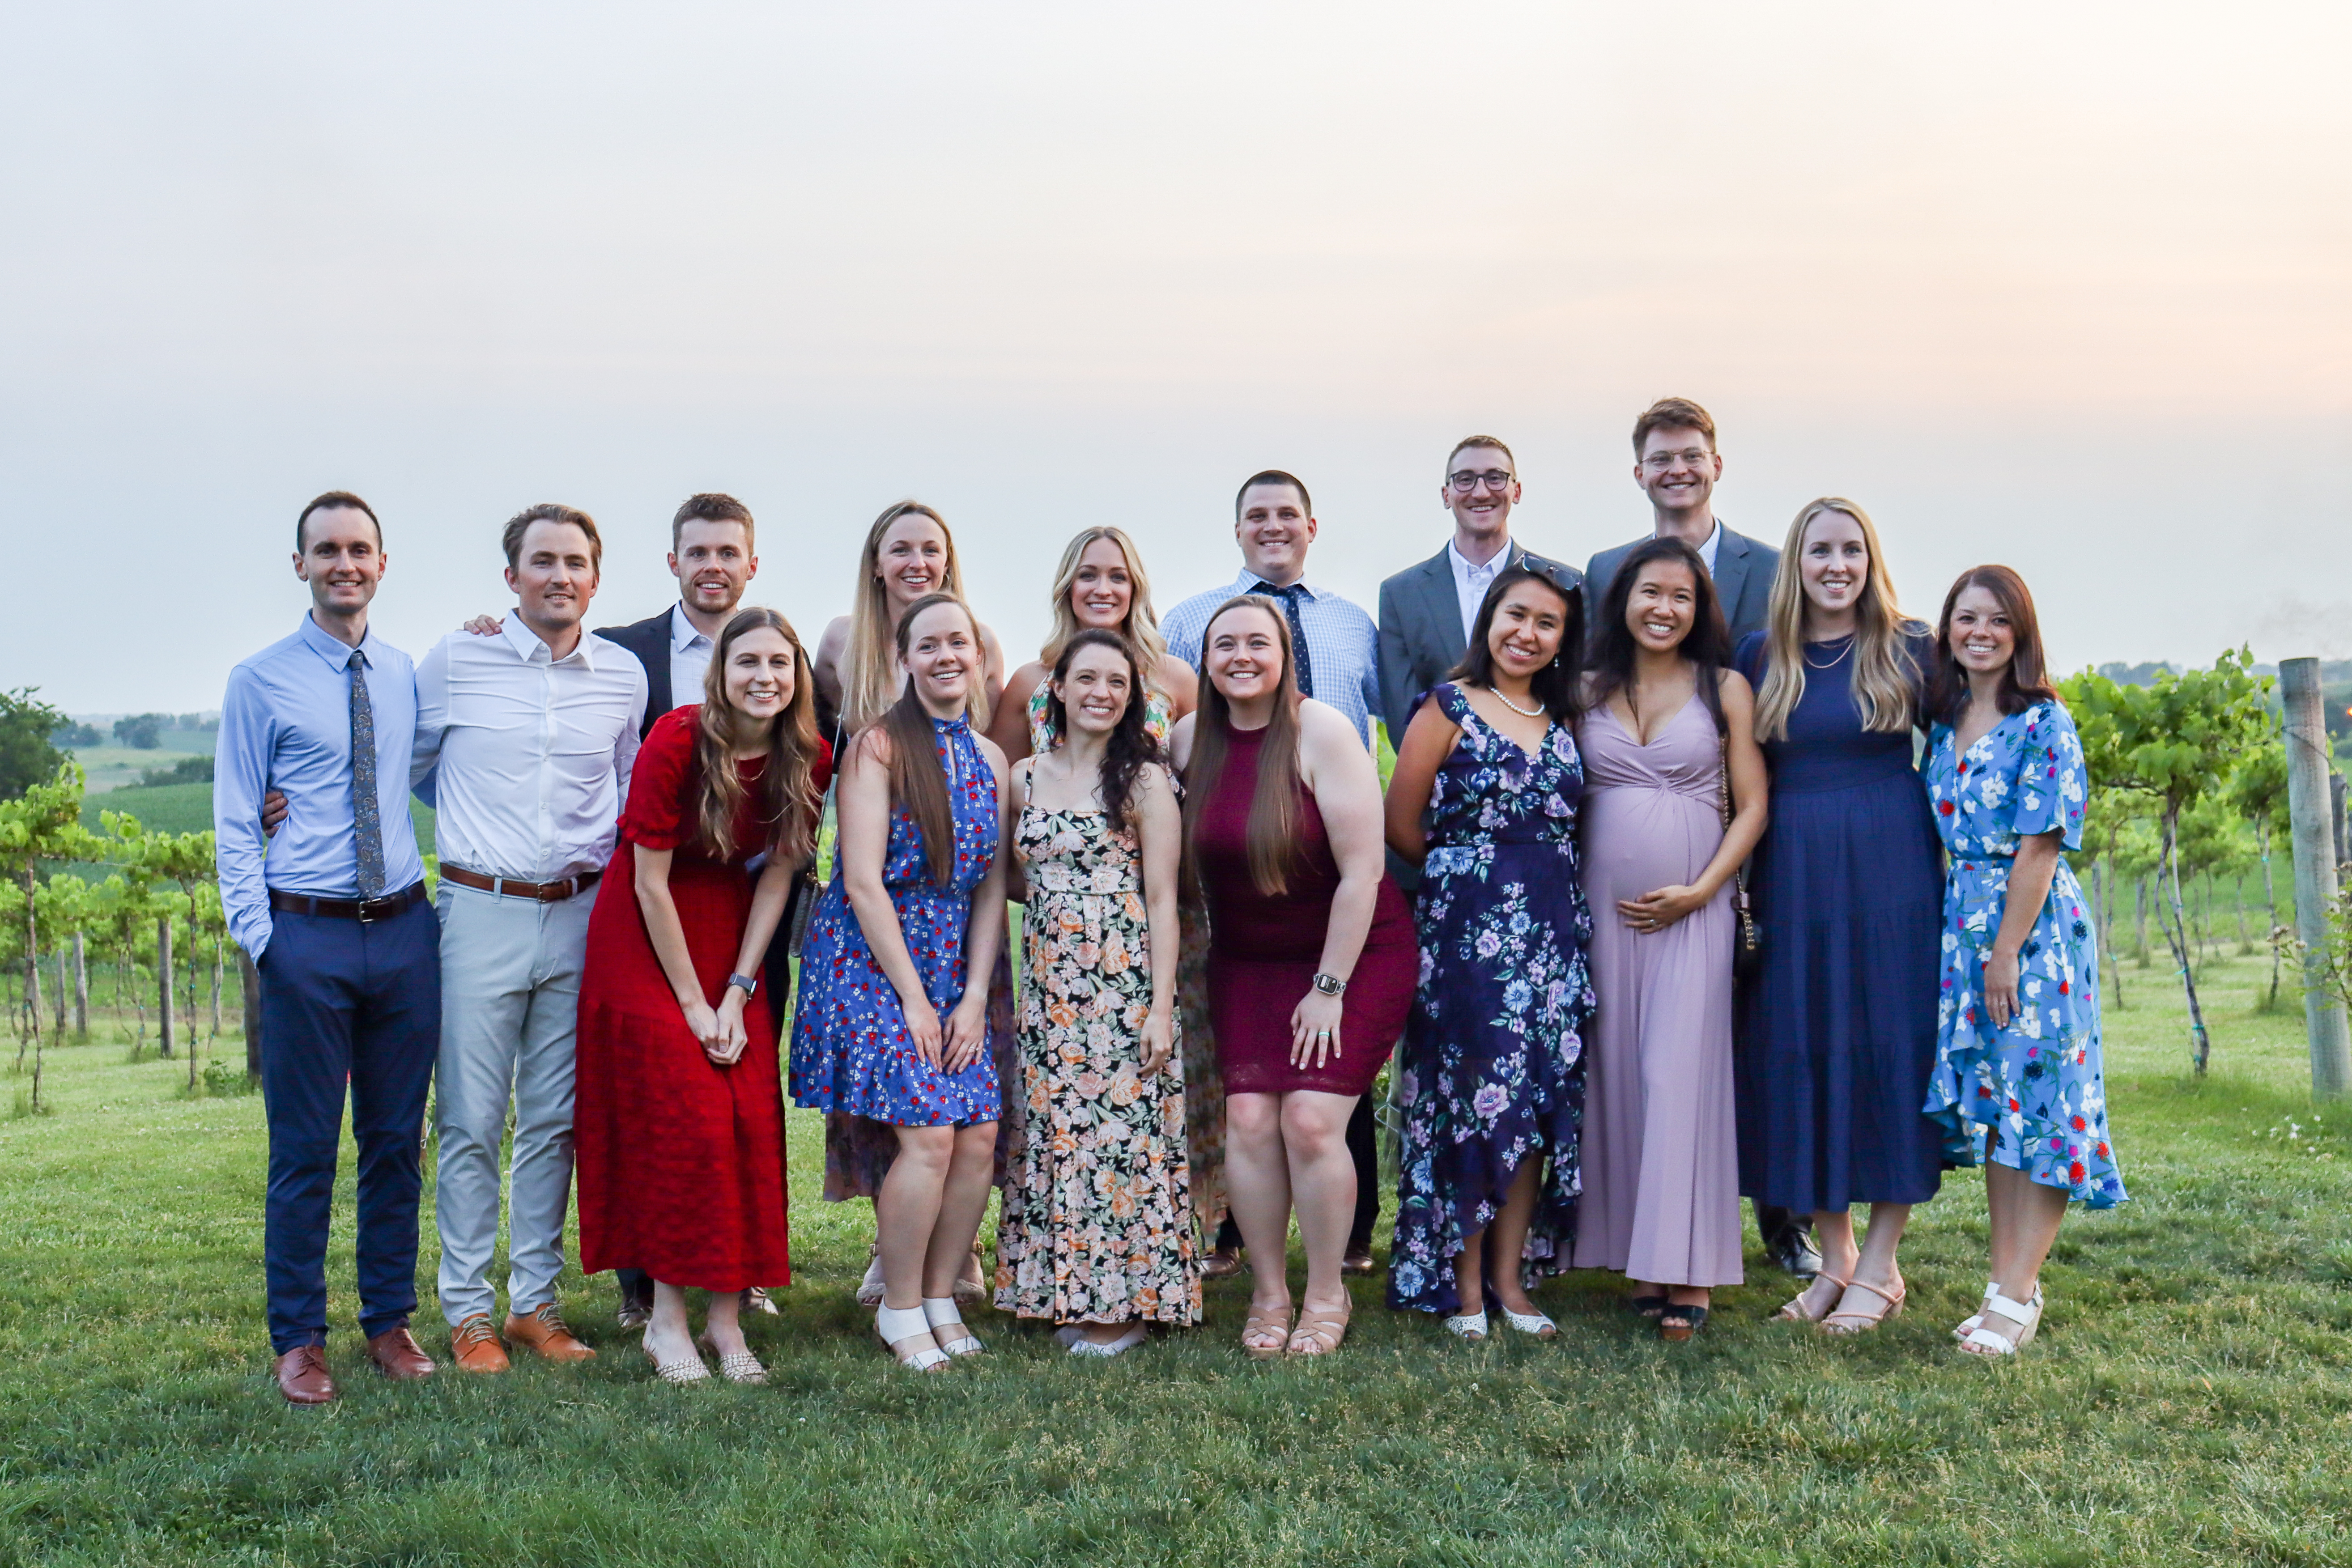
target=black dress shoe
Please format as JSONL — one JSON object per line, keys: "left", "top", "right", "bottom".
{"left": 1767, "top": 1228, "right": 1824, "bottom": 1281}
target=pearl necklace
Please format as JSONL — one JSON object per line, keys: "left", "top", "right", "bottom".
{"left": 1488, "top": 685, "right": 1544, "bottom": 718}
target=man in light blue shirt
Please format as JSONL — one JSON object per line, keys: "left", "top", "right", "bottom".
{"left": 215, "top": 491, "right": 441, "bottom": 1404}
{"left": 1159, "top": 468, "right": 1389, "bottom": 1279}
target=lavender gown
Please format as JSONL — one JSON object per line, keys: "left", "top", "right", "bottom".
{"left": 1569, "top": 694, "right": 1744, "bottom": 1288}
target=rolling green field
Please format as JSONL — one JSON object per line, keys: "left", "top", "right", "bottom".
{"left": 79, "top": 783, "right": 438, "bottom": 859}
{"left": 2, "top": 952, "right": 2347, "bottom": 1565}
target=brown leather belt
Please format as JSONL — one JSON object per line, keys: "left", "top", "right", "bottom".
{"left": 269, "top": 882, "right": 429, "bottom": 922}
{"left": 438, "top": 864, "right": 601, "bottom": 903}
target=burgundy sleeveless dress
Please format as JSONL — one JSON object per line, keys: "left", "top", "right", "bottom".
{"left": 1194, "top": 721, "right": 1415, "bottom": 1098}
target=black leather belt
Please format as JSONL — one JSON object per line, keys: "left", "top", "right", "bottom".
{"left": 269, "top": 882, "right": 429, "bottom": 923}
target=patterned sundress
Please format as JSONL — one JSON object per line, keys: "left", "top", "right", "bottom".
{"left": 1388, "top": 684, "right": 1596, "bottom": 1313}
{"left": 1923, "top": 700, "right": 2126, "bottom": 1207}
{"left": 791, "top": 715, "right": 1004, "bottom": 1127}
{"left": 992, "top": 799, "right": 1200, "bottom": 1326}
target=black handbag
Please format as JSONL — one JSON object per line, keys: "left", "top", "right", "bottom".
{"left": 1716, "top": 729, "right": 1762, "bottom": 982}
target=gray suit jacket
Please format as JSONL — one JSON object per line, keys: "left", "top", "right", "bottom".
{"left": 1582, "top": 525, "right": 1778, "bottom": 649}
{"left": 1377, "top": 541, "right": 1581, "bottom": 743}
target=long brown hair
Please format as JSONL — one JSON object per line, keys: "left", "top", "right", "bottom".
{"left": 1044, "top": 629, "right": 1161, "bottom": 833}
{"left": 693, "top": 607, "right": 821, "bottom": 863}
{"left": 1755, "top": 497, "right": 1921, "bottom": 742}
{"left": 1179, "top": 596, "right": 1303, "bottom": 897}
{"left": 874, "top": 592, "right": 976, "bottom": 888}
{"left": 1927, "top": 564, "right": 2062, "bottom": 724}
{"left": 841, "top": 500, "right": 982, "bottom": 734}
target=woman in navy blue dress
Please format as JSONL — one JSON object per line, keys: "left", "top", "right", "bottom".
{"left": 791, "top": 594, "right": 1012, "bottom": 1372}
{"left": 1384, "top": 568, "right": 1595, "bottom": 1340}
{"left": 1733, "top": 498, "right": 1945, "bottom": 1334}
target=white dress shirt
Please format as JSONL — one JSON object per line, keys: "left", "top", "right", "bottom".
{"left": 1161, "top": 569, "right": 1383, "bottom": 751}
{"left": 668, "top": 603, "right": 715, "bottom": 715}
{"left": 1446, "top": 538, "right": 1509, "bottom": 643}
{"left": 1695, "top": 520, "right": 1722, "bottom": 577}
{"left": 411, "top": 617, "right": 648, "bottom": 882}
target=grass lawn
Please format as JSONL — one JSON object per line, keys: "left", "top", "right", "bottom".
{"left": 3, "top": 950, "right": 2348, "bottom": 1565}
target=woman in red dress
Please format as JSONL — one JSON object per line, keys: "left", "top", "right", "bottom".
{"left": 1170, "top": 596, "right": 1413, "bottom": 1359}
{"left": 575, "top": 607, "right": 830, "bottom": 1385}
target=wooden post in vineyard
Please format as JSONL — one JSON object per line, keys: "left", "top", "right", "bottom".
{"left": 156, "top": 914, "right": 174, "bottom": 1060}
{"left": 2281, "top": 658, "right": 2352, "bottom": 1099}
{"left": 72, "top": 931, "right": 86, "bottom": 1038}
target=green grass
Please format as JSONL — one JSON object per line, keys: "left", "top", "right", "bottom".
{"left": 3, "top": 953, "right": 2349, "bottom": 1565}
{"left": 64, "top": 746, "right": 211, "bottom": 796}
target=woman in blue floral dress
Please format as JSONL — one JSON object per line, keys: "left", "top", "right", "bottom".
{"left": 1383, "top": 567, "right": 1595, "bottom": 1339}
{"left": 791, "top": 595, "right": 1013, "bottom": 1372}
{"left": 1921, "top": 565, "right": 2125, "bottom": 1359}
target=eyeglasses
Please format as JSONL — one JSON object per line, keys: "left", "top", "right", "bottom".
{"left": 1448, "top": 469, "right": 1514, "bottom": 493}
{"left": 1641, "top": 448, "right": 1714, "bottom": 471}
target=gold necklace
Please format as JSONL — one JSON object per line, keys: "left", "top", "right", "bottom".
{"left": 1803, "top": 636, "right": 1854, "bottom": 671}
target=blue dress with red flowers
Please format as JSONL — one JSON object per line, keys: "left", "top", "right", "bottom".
{"left": 790, "top": 715, "right": 1003, "bottom": 1128}
{"left": 1922, "top": 701, "right": 2125, "bottom": 1207}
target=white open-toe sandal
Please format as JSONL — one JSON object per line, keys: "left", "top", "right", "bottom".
{"left": 1500, "top": 1307, "right": 1559, "bottom": 1339}
{"left": 1066, "top": 1324, "right": 1148, "bottom": 1359}
{"left": 923, "top": 1297, "right": 985, "bottom": 1357}
{"left": 1443, "top": 1309, "right": 1489, "bottom": 1342}
{"left": 1960, "top": 1291, "right": 2044, "bottom": 1357}
{"left": 1954, "top": 1281, "right": 2041, "bottom": 1342}
{"left": 877, "top": 1303, "right": 950, "bottom": 1372}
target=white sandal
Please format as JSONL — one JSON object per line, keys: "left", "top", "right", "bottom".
{"left": 855, "top": 1245, "right": 886, "bottom": 1308}
{"left": 923, "top": 1296, "right": 985, "bottom": 1357}
{"left": 1954, "top": 1280, "right": 2041, "bottom": 1342}
{"left": 644, "top": 1336, "right": 712, "bottom": 1385}
{"left": 1443, "top": 1310, "right": 1489, "bottom": 1342}
{"left": 1499, "top": 1307, "right": 1559, "bottom": 1339}
{"left": 696, "top": 1334, "right": 768, "bottom": 1385}
{"left": 1960, "top": 1291, "right": 2044, "bottom": 1357}
{"left": 1065, "top": 1324, "right": 1148, "bottom": 1359}
{"left": 877, "top": 1303, "right": 950, "bottom": 1372}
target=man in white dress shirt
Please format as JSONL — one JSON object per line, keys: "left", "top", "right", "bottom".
{"left": 413, "top": 503, "right": 646, "bottom": 1372}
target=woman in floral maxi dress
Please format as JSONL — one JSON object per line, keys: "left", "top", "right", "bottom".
{"left": 1921, "top": 565, "right": 2124, "bottom": 1359}
{"left": 1382, "top": 568, "right": 1595, "bottom": 1339}
{"left": 994, "top": 629, "right": 1198, "bottom": 1354}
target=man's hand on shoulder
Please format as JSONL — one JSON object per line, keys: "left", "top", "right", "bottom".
{"left": 461, "top": 614, "right": 502, "bottom": 637}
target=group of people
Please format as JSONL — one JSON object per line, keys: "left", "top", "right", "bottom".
{"left": 216, "top": 395, "right": 2124, "bottom": 1404}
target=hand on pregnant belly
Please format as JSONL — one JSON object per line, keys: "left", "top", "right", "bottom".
{"left": 1619, "top": 882, "right": 1706, "bottom": 933}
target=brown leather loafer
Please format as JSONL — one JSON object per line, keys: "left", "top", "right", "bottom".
{"left": 274, "top": 1344, "right": 338, "bottom": 1405}
{"left": 1199, "top": 1248, "right": 1246, "bottom": 1282}
{"left": 450, "top": 1313, "right": 510, "bottom": 1373}
{"left": 1340, "top": 1248, "right": 1380, "bottom": 1277}
{"left": 367, "top": 1326, "right": 437, "bottom": 1380}
{"left": 505, "top": 1303, "right": 596, "bottom": 1363}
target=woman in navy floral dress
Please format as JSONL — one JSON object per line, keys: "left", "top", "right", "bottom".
{"left": 1383, "top": 568, "right": 1595, "bottom": 1339}
{"left": 791, "top": 595, "right": 1013, "bottom": 1372}
{"left": 1920, "top": 565, "right": 2124, "bottom": 1359}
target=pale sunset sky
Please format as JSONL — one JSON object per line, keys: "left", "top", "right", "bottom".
{"left": 2, "top": 0, "right": 2346, "bottom": 709}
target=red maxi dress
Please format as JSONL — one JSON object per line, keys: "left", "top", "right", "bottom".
{"left": 575, "top": 708, "right": 829, "bottom": 1291}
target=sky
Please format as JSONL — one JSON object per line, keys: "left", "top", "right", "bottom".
{"left": 2, "top": 0, "right": 2347, "bottom": 712}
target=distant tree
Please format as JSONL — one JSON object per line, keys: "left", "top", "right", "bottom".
{"left": 2065, "top": 647, "right": 2275, "bottom": 1074}
{"left": 0, "top": 688, "right": 69, "bottom": 801}
{"left": 136, "top": 755, "right": 214, "bottom": 787}
{"left": 112, "top": 713, "right": 167, "bottom": 750}
{"left": 51, "top": 720, "right": 101, "bottom": 748}
{"left": 2226, "top": 733, "right": 2292, "bottom": 1007}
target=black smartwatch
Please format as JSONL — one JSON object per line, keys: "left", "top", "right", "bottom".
{"left": 726, "top": 973, "right": 759, "bottom": 998}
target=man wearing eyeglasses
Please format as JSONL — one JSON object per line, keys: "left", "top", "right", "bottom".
{"left": 1377, "top": 434, "right": 1579, "bottom": 750}
{"left": 1582, "top": 397, "right": 1820, "bottom": 1282}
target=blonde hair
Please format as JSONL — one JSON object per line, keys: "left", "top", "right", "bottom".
{"left": 1754, "top": 497, "right": 1920, "bottom": 743}
{"left": 840, "top": 500, "right": 983, "bottom": 734}
{"left": 1039, "top": 526, "right": 1170, "bottom": 683}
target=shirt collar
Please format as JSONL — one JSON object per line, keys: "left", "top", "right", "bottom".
{"left": 297, "top": 612, "right": 372, "bottom": 671}
{"left": 1234, "top": 568, "right": 1320, "bottom": 600}
{"left": 671, "top": 602, "right": 713, "bottom": 652}
{"left": 499, "top": 612, "right": 595, "bottom": 668}
{"left": 1446, "top": 538, "right": 1510, "bottom": 579}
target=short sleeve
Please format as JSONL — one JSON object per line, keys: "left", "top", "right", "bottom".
{"left": 2009, "top": 702, "right": 2086, "bottom": 852}
{"left": 619, "top": 709, "right": 698, "bottom": 851}
{"left": 1897, "top": 624, "right": 1936, "bottom": 725}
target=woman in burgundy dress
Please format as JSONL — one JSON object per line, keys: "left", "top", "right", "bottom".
{"left": 575, "top": 608, "right": 830, "bottom": 1385}
{"left": 1170, "top": 596, "right": 1413, "bottom": 1357}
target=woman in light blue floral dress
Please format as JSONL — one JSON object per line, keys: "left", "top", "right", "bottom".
{"left": 1921, "top": 565, "right": 2124, "bottom": 1359}
{"left": 1382, "top": 568, "right": 1595, "bottom": 1338}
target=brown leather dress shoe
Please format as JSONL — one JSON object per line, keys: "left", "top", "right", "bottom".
{"left": 367, "top": 1326, "right": 437, "bottom": 1380}
{"left": 1199, "top": 1248, "right": 1246, "bottom": 1282}
{"left": 1340, "top": 1247, "right": 1380, "bottom": 1276}
{"left": 450, "top": 1313, "right": 510, "bottom": 1373}
{"left": 274, "top": 1344, "right": 338, "bottom": 1405}
{"left": 505, "top": 1303, "right": 596, "bottom": 1363}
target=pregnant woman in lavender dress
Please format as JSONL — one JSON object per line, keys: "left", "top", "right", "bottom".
{"left": 1571, "top": 537, "right": 1768, "bottom": 1342}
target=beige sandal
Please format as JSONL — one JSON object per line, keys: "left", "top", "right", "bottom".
{"left": 1286, "top": 1303, "right": 1350, "bottom": 1356}
{"left": 1776, "top": 1272, "right": 1850, "bottom": 1323}
{"left": 1242, "top": 1303, "right": 1292, "bottom": 1360}
{"left": 1820, "top": 1276, "right": 1905, "bottom": 1336}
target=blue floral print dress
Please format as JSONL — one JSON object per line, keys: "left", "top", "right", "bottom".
{"left": 1923, "top": 701, "right": 2125, "bottom": 1207}
{"left": 791, "top": 715, "right": 1004, "bottom": 1128}
{"left": 1389, "top": 684, "right": 1597, "bottom": 1314}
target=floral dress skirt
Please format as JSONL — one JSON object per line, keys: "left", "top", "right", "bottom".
{"left": 993, "top": 803, "right": 1199, "bottom": 1325}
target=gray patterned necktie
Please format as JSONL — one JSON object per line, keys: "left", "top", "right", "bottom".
{"left": 1252, "top": 580, "right": 1315, "bottom": 698}
{"left": 348, "top": 650, "right": 386, "bottom": 899}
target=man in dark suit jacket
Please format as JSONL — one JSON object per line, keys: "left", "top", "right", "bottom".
{"left": 1377, "top": 434, "right": 1582, "bottom": 748}
{"left": 1582, "top": 398, "right": 1818, "bottom": 1281}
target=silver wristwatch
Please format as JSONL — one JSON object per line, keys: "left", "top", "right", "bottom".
{"left": 1311, "top": 971, "right": 1347, "bottom": 997}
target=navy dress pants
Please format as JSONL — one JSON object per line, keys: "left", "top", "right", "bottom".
{"left": 256, "top": 896, "right": 440, "bottom": 1353}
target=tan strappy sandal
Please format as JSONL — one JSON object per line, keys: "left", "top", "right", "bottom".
{"left": 1775, "top": 1272, "right": 1850, "bottom": 1324}
{"left": 1820, "top": 1276, "right": 1906, "bottom": 1336}
{"left": 1242, "top": 1303, "right": 1293, "bottom": 1360}
{"left": 1286, "top": 1302, "right": 1350, "bottom": 1356}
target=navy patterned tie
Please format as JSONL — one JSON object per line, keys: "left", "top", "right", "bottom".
{"left": 1252, "top": 580, "right": 1315, "bottom": 698}
{"left": 348, "top": 650, "right": 387, "bottom": 899}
